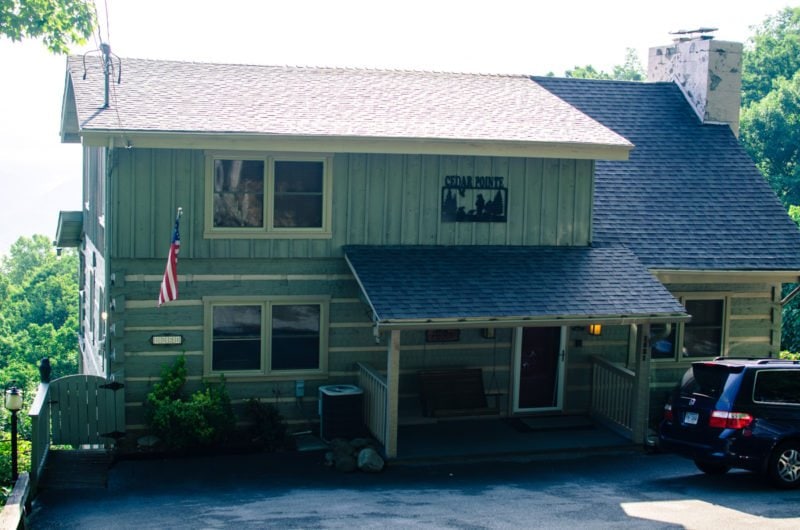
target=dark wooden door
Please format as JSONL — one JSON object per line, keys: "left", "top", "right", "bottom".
{"left": 517, "top": 327, "right": 562, "bottom": 410}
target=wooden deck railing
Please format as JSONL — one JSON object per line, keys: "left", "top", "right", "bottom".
{"left": 28, "top": 382, "right": 51, "bottom": 488}
{"left": 590, "top": 356, "right": 635, "bottom": 439}
{"left": 356, "top": 362, "right": 388, "bottom": 448}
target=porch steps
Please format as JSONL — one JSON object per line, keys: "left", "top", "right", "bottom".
{"left": 38, "top": 449, "right": 113, "bottom": 490}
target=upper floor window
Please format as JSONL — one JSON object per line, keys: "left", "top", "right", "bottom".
{"left": 205, "top": 153, "right": 332, "bottom": 238}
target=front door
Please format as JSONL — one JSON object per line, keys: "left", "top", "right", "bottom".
{"left": 513, "top": 326, "right": 565, "bottom": 412}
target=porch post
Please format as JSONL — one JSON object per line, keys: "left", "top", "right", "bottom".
{"left": 385, "top": 329, "right": 401, "bottom": 458}
{"left": 631, "top": 324, "right": 651, "bottom": 445}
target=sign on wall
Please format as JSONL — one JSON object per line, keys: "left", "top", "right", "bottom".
{"left": 441, "top": 175, "right": 507, "bottom": 223}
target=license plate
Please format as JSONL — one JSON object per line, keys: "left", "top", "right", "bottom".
{"left": 684, "top": 412, "right": 699, "bottom": 425}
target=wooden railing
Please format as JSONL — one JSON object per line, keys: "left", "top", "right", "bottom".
{"left": 28, "top": 382, "right": 51, "bottom": 488}
{"left": 590, "top": 356, "right": 635, "bottom": 439}
{"left": 356, "top": 362, "right": 388, "bottom": 448}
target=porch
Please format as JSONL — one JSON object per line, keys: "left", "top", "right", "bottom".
{"left": 394, "top": 415, "right": 636, "bottom": 462}
{"left": 358, "top": 356, "right": 645, "bottom": 460}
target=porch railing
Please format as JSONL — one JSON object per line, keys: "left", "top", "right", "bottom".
{"left": 356, "top": 362, "right": 388, "bottom": 447}
{"left": 29, "top": 382, "right": 51, "bottom": 488}
{"left": 590, "top": 356, "right": 634, "bottom": 439}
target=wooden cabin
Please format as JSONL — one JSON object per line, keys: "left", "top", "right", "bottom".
{"left": 55, "top": 37, "right": 800, "bottom": 458}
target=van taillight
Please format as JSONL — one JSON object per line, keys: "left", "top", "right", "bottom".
{"left": 709, "top": 411, "right": 753, "bottom": 429}
{"left": 664, "top": 403, "right": 674, "bottom": 422}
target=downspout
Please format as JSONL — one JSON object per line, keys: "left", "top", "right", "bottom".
{"left": 104, "top": 138, "right": 114, "bottom": 379}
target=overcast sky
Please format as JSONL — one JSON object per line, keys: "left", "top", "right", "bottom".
{"left": 0, "top": 0, "right": 796, "bottom": 256}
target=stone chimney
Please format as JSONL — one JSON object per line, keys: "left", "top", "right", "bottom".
{"left": 648, "top": 35, "right": 743, "bottom": 136}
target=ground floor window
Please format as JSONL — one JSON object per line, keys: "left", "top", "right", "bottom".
{"left": 205, "top": 296, "right": 328, "bottom": 376}
{"left": 652, "top": 296, "right": 726, "bottom": 361}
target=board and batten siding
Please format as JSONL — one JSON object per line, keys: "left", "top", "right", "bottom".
{"left": 110, "top": 149, "right": 594, "bottom": 259}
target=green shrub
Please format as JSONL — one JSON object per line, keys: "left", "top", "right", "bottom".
{"left": 144, "top": 356, "right": 235, "bottom": 450}
{"left": 0, "top": 438, "right": 31, "bottom": 490}
{"left": 780, "top": 351, "right": 800, "bottom": 361}
{"left": 246, "top": 399, "right": 290, "bottom": 451}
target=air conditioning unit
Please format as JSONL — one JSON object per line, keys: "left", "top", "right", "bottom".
{"left": 318, "top": 385, "right": 364, "bottom": 442}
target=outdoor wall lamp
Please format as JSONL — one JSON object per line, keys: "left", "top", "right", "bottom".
{"left": 587, "top": 324, "right": 603, "bottom": 336}
{"left": 4, "top": 384, "right": 23, "bottom": 482}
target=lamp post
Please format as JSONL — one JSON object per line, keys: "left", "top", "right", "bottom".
{"left": 4, "top": 385, "right": 23, "bottom": 482}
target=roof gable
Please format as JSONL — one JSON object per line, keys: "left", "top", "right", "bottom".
{"left": 62, "top": 57, "right": 631, "bottom": 159}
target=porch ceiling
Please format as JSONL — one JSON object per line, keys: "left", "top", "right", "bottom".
{"left": 344, "top": 244, "right": 689, "bottom": 330}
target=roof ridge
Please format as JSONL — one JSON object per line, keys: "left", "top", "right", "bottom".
{"left": 67, "top": 55, "right": 534, "bottom": 78}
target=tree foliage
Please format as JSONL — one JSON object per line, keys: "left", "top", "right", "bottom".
{"left": 1, "top": 235, "right": 79, "bottom": 486}
{"left": 564, "top": 48, "right": 645, "bottom": 81}
{"left": 741, "top": 7, "right": 800, "bottom": 108}
{"left": 740, "top": 72, "right": 800, "bottom": 206}
{"left": 0, "top": 0, "right": 95, "bottom": 53}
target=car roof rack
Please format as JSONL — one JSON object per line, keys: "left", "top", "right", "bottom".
{"left": 710, "top": 356, "right": 800, "bottom": 365}
{"left": 755, "top": 359, "right": 800, "bottom": 365}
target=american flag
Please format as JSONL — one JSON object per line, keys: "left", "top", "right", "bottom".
{"left": 158, "top": 209, "right": 182, "bottom": 307}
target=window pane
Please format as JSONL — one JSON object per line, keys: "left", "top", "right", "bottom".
{"left": 271, "top": 304, "right": 320, "bottom": 371}
{"left": 212, "top": 305, "right": 261, "bottom": 371}
{"left": 273, "top": 161, "right": 323, "bottom": 228}
{"left": 754, "top": 371, "right": 800, "bottom": 404}
{"left": 274, "top": 161, "right": 323, "bottom": 193}
{"left": 683, "top": 299, "right": 723, "bottom": 358}
{"left": 651, "top": 323, "right": 677, "bottom": 359}
{"left": 213, "top": 159, "right": 264, "bottom": 227}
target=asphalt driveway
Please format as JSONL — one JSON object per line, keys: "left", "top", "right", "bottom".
{"left": 28, "top": 449, "right": 800, "bottom": 529}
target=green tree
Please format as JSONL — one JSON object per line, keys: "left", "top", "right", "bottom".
{"left": 741, "top": 7, "right": 800, "bottom": 107}
{"left": 740, "top": 72, "right": 800, "bottom": 207}
{"left": 564, "top": 48, "right": 644, "bottom": 81}
{"left": 0, "top": 0, "right": 95, "bottom": 53}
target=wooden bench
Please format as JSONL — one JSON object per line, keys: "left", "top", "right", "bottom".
{"left": 418, "top": 368, "right": 500, "bottom": 417}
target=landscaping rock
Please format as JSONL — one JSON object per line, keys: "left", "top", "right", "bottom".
{"left": 357, "top": 448, "right": 385, "bottom": 473}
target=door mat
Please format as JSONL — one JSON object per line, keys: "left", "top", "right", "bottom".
{"left": 505, "top": 416, "right": 596, "bottom": 433}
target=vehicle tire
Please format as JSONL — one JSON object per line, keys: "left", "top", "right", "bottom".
{"left": 768, "top": 441, "right": 800, "bottom": 489}
{"left": 694, "top": 460, "right": 730, "bottom": 475}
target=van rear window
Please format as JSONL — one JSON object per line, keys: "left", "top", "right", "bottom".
{"left": 753, "top": 370, "right": 800, "bottom": 405}
{"left": 681, "top": 364, "right": 734, "bottom": 398}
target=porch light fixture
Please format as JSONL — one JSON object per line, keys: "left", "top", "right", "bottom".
{"left": 587, "top": 324, "right": 603, "bottom": 336}
{"left": 4, "top": 385, "right": 23, "bottom": 482}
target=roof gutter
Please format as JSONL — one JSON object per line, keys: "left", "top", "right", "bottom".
{"left": 371, "top": 312, "right": 690, "bottom": 333}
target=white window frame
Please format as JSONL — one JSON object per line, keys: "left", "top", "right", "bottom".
{"left": 203, "top": 295, "right": 329, "bottom": 378}
{"left": 653, "top": 293, "right": 729, "bottom": 362}
{"left": 204, "top": 151, "right": 333, "bottom": 239}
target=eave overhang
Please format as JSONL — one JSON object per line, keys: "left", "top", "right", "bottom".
{"left": 55, "top": 210, "right": 83, "bottom": 248}
{"left": 72, "top": 130, "right": 632, "bottom": 161}
{"left": 653, "top": 269, "right": 800, "bottom": 284}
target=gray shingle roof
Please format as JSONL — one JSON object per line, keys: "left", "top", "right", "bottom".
{"left": 344, "top": 245, "right": 687, "bottom": 324}
{"left": 65, "top": 57, "right": 630, "bottom": 150}
{"left": 534, "top": 77, "right": 800, "bottom": 271}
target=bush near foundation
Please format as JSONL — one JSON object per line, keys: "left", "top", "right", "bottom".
{"left": 144, "top": 356, "right": 235, "bottom": 450}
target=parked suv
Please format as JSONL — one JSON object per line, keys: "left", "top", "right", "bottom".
{"left": 659, "top": 358, "right": 800, "bottom": 488}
